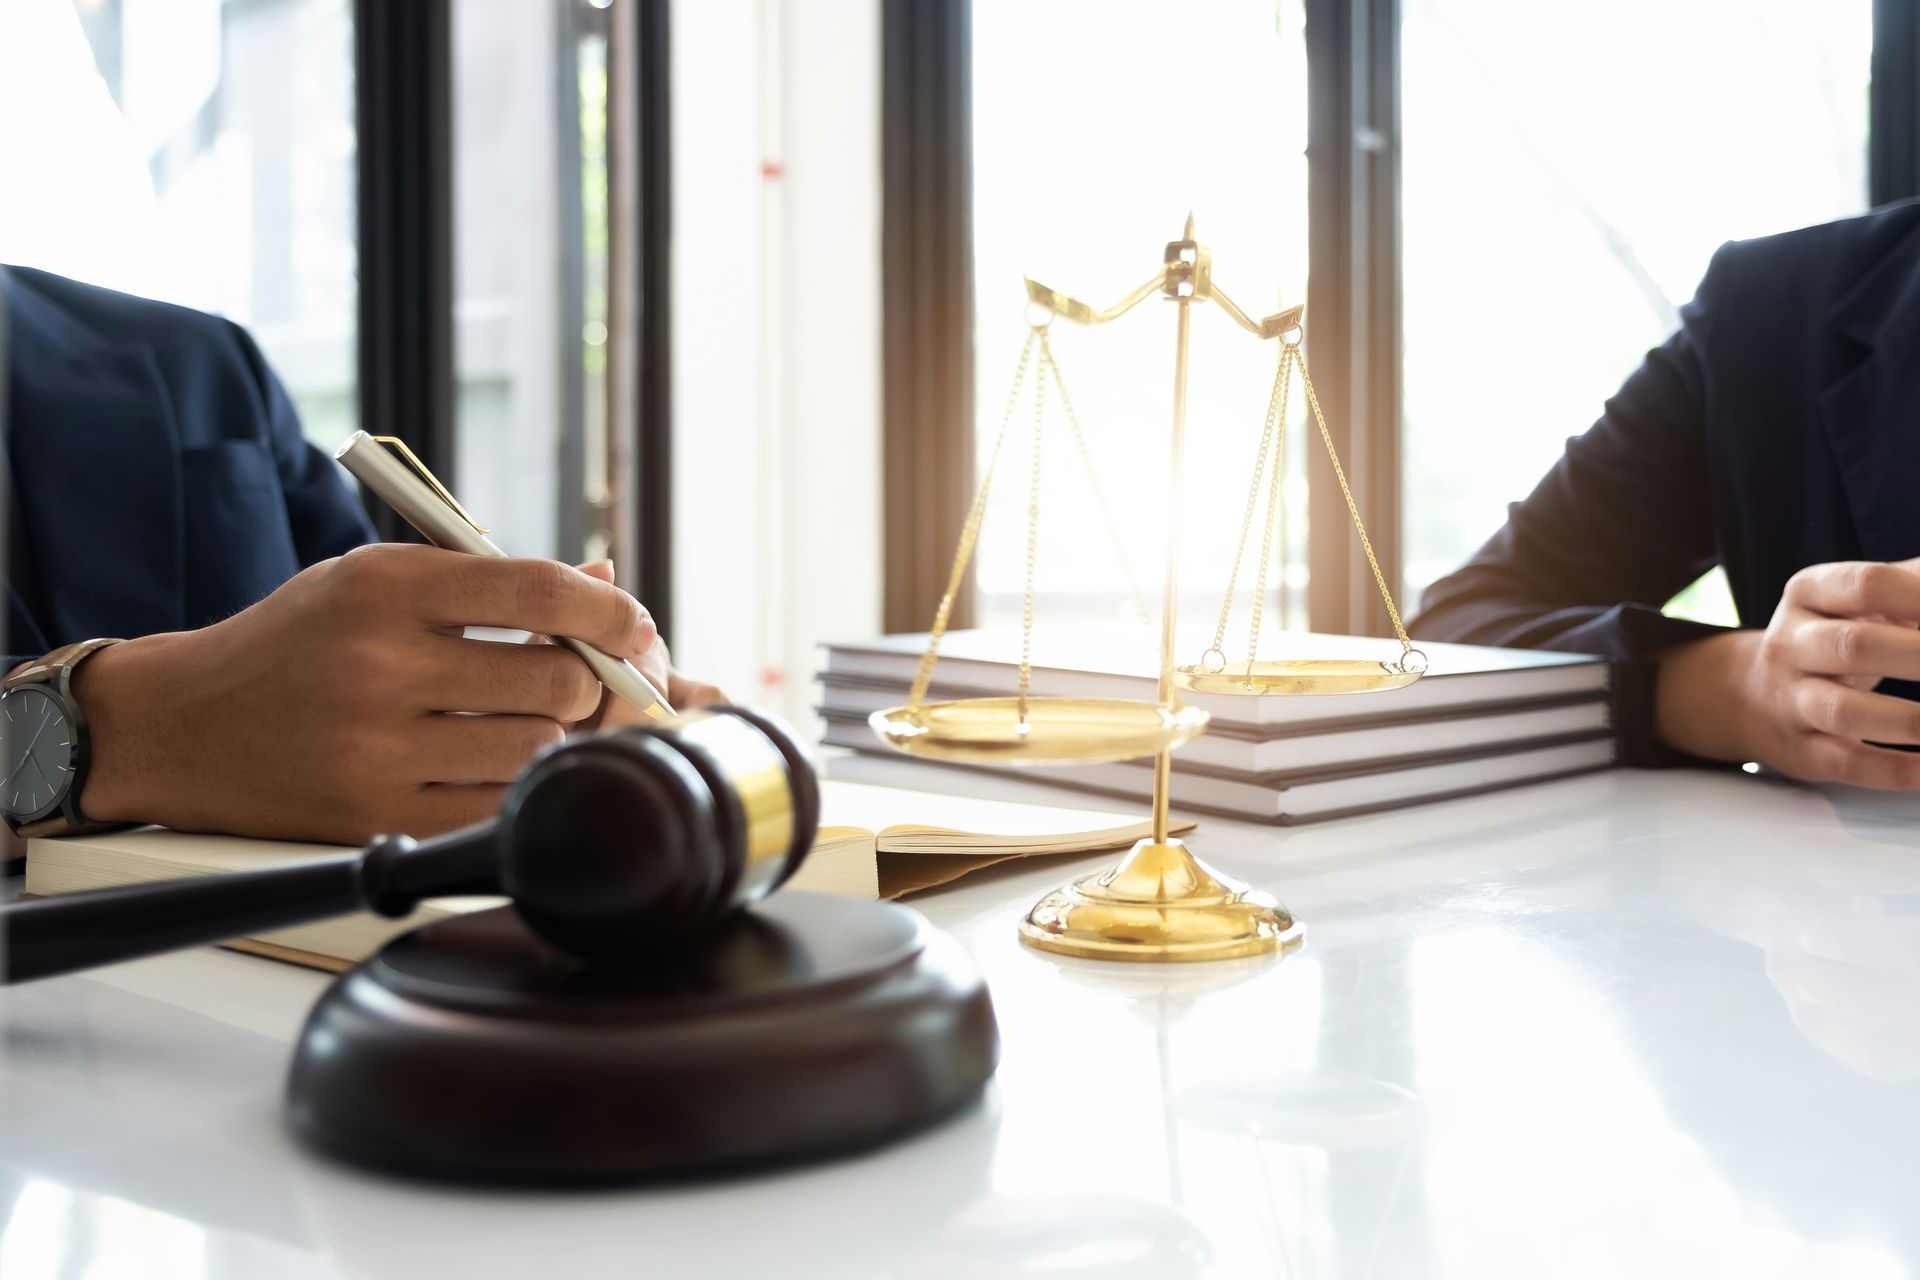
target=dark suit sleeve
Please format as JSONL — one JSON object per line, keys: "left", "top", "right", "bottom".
{"left": 225, "top": 321, "right": 374, "bottom": 564}
{"left": 4, "top": 583, "right": 46, "bottom": 675}
{"left": 1409, "top": 248, "right": 1738, "bottom": 765}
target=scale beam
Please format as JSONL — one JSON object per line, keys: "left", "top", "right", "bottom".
{"left": 1024, "top": 256, "right": 1304, "bottom": 341}
{"left": 1211, "top": 290, "right": 1305, "bottom": 341}
{"left": 1023, "top": 270, "right": 1168, "bottom": 326}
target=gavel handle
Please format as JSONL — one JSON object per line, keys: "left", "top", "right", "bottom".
{"left": 2, "top": 825, "right": 499, "bottom": 985}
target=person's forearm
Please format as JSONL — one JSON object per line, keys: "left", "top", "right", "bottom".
{"left": 1652, "top": 630, "right": 1762, "bottom": 763}
{"left": 1413, "top": 572, "right": 1734, "bottom": 767}
{"left": 68, "top": 632, "right": 194, "bottom": 827}
{"left": 1413, "top": 565, "right": 1728, "bottom": 662}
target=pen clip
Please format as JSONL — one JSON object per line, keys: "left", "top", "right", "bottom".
{"left": 370, "top": 436, "right": 490, "bottom": 534}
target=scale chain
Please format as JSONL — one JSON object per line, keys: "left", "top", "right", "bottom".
{"left": 1295, "top": 345, "right": 1415, "bottom": 655}
{"left": 1243, "top": 348, "right": 1295, "bottom": 678}
{"left": 1207, "top": 343, "right": 1290, "bottom": 668}
{"left": 907, "top": 328, "right": 1038, "bottom": 709}
{"left": 1017, "top": 347, "right": 1048, "bottom": 726}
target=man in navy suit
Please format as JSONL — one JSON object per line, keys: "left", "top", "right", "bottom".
{"left": 3, "top": 266, "right": 714, "bottom": 843}
{"left": 1413, "top": 201, "right": 1920, "bottom": 789}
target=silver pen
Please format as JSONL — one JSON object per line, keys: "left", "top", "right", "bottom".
{"left": 335, "top": 431, "right": 674, "bottom": 720}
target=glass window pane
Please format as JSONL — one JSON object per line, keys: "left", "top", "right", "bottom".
{"left": 0, "top": 0, "right": 357, "bottom": 451}
{"left": 453, "top": 0, "right": 562, "bottom": 562}
{"left": 452, "top": 0, "right": 614, "bottom": 566}
{"left": 1400, "top": 0, "right": 1872, "bottom": 614}
{"left": 971, "top": 0, "right": 1311, "bottom": 636}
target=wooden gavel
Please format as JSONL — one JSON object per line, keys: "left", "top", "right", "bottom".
{"left": 1, "top": 707, "right": 819, "bottom": 984}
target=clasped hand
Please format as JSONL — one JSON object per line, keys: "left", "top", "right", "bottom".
{"left": 1659, "top": 559, "right": 1920, "bottom": 788}
{"left": 73, "top": 544, "right": 720, "bottom": 842}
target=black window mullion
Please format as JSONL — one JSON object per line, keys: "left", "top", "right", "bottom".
{"left": 1872, "top": 0, "right": 1920, "bottom": 206}
{"left": 628, "top": 0, "right": 673, "bottom": 638}
{"left": 880, "top": 0, "right": 975, "bottom": 635}
{"left": 555, "top": 0, "right": 591, "bottom": 565}
{"left": 354, "top": 0, "right": 454, "bottom": 542}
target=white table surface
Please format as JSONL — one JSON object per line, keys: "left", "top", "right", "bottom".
{"left": 5, "top": 763, "right": 1920, "bottom": 1279}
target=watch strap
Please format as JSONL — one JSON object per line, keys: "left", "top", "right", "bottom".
{"left": 15, "top": 811, "right": 127, "bottom": 840}
{"left": 5, "top": 638, "right": 123, "bottom": 690}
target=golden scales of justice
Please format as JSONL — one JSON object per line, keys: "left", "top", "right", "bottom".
{"left": 871, "top": 216, "right": 1427, "bottom": 963}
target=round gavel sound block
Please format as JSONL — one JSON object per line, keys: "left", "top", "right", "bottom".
{"left": 286, "top": 892, "right": 998, "bottom": 1184}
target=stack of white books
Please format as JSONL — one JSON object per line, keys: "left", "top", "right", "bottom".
{"left": 816, "top": 627, "right": 1615, "bottom": 824}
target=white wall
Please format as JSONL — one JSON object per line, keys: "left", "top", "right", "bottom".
{"left": 670, "top": 0, "right": 881, "bottom": 727}
{"left": 669, "top": 0, "right": 767, "bottom": 704}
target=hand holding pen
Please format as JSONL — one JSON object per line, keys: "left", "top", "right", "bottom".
{"left": 71, "top": 542, "right": 677, "bottom": 844}
{"left": 68, "top": 435, "right": 720, "bottom": 844}
{"left": 335, "top": 432, "right": 676, "bottom": 719}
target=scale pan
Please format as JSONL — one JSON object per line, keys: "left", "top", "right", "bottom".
{"left": 1174, "top": 658, "right": 1423, "bottom": 697}
{"left": 870, "top": 697, "right": 1209, "bottom": 766}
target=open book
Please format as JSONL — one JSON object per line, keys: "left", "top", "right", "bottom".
{"left": 24, "top": 780, "right": 1186, "bottom": 972}
{"left": 821, "top": 780, "right": 1193, "bottom": 898}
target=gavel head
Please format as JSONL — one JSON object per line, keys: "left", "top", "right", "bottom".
{"left": 494, "top": 706, "right": 819, "bottom": 964}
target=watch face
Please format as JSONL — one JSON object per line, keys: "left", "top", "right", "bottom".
{"left": 3, "top": 686, "right": 76, "bottom": 822}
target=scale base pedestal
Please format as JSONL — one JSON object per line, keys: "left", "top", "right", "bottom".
{"left": 1017, "top": 837, "right": 1302, "bottom": 963}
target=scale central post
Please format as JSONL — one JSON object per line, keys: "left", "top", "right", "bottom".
{"left": 1150, "top": 218, "right": 1197, "bottom": 847}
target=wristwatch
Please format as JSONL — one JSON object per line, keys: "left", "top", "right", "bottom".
{"left": 2, "top": 638, "right": 126, "bottom": 838}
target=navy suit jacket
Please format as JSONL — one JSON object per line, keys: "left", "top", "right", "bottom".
{"left": 1411, "top": 200, "right": 1920, "bottom": 762}
{"left": 3, "top": 267, "right": 373, "bottom": 671}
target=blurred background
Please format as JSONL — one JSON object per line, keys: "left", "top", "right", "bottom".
{"left": 0, "top": 0, "right": 1886, "bottom": 723}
